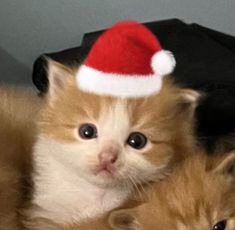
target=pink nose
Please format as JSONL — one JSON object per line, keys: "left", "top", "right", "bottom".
{"left": 98, "top": 151, "right": 118, "bottom": 167}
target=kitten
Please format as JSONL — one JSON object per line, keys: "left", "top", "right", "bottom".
{"left": 0, "top": 86, "right": 41, "bottom": 230}
{"left": 26, "top": 60, "right": 200, "bottom": 227}
{"left": 108, "top": 151, "right": 235, "bottom": 230}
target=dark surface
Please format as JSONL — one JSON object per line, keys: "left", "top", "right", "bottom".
{"left": 32, "top": 19, "right": 235, "bottom": 150}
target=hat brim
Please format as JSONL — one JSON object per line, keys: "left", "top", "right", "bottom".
{"left": 76, "top": 65, "right": 164, "bottom": 98}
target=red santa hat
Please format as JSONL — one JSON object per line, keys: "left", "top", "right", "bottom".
{"left": 76, "top": 20, "right": 176, "bottom": 98}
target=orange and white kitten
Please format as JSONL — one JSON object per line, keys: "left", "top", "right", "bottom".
{"left": 28, "top": 60, "right": 200, "bottom": 226}
{"left": 0, "top": 86, "right": 41, "bottom": 230}
{"left": 107, "top": 151, "right": 235, "bottom": 230}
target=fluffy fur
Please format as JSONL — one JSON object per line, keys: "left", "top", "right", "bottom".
{"left": 62, "top": 151, "right": 235, "bottom": 230}
{"left": 109, "top": 151, "right": 235, "bottom": 230}
{"left": 0, "top": 86, "right": 41, "bottom": 230}
{"left": 27, "top": 60, "right": 200, "bottom": 227}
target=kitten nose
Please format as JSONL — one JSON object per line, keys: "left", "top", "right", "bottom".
{"left": 98, "top": 151, "right": 118, "bottom": 166}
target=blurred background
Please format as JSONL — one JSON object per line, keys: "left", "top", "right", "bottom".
{"left": 0, "top": 0, "right": 235, "bottom": 86}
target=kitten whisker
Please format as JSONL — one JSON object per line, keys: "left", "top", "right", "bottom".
{"left": 128, "top": 175, "right": 144, "bottom": 201}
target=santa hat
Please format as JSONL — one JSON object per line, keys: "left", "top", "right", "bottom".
{"left": 76, "top": 20, "right": 176, "bottom": 98}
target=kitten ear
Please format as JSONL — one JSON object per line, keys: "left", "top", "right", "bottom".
{"left": 108, "top": 208, "right": 140, "bottom": 230}
{"left": 46, "top": 59, "right": 74, "bottom": 98}
{"left": 178, "top": 89, "right": 201, "bottom": 104}
{"left": 176, "top": 89, "right": 201, "bottom": 117}
{"left": 213, "top": 151, "right": 235, "bottom": 182}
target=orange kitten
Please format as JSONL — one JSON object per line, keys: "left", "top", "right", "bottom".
{"left": 26, "top": 60, "right": 200, "bottom": 227}
{"left": 0, "top": 86, "right": 41, "bottom": 230}
{"left": 108, "top": 151, "right": 235, "bottom": 230}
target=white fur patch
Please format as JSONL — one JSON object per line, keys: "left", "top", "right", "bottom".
{"left": 32, "top": 136, "right": 131, "bottom": 224}
{"left": 31, "top": 101, "right": 161, "bottom": 225}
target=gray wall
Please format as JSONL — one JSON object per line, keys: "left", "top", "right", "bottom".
{"left": 0, "top": 0, "right": 235, "bottom": 87}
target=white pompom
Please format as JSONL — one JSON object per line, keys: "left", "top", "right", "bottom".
{"left": 151, "top": 50, "right": 176, "bottom": 76}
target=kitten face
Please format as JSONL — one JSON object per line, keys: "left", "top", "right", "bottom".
{"left": 109, "top": 152, "right": 235, "bottom": 230}
{"left": 36, "top": 60, "right": 199, "bottom": 189}
{"left": 36, "top": 97, "right": 159, "bottom": 188}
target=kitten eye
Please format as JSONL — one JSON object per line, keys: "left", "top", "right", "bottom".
{"left": 213, "top": 220, "right": 227, "bottom": 230}
{"left": 79, "top": 123, "right": 97, "bottom": 139}
{"left": 127, "top": 132, "right": 147, "bottom": 150}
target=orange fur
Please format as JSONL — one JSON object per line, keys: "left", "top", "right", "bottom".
{"left": 109, "top": 152, "right": 235, "bottom": 230}
{"left": 26, "top": 61, "right": 200, "bottom": 227}
{"left": 63, "top": 151, "right": 235, "bottom": 230}
{"left": 0, "top": 61, "right": 200, "bottom": 229}
{"left": 0, "top": 86, "right": 41, "bottom": 229}
{"left": 40, "top": 61, "right": 199, "bottom": 174}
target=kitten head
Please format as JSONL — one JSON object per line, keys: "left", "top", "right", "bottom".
{"left": 35, "top": 60, "right": 199, "bottom": 189}
{"left": 109, "top": 152, "right": 235, "bottom": 230}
